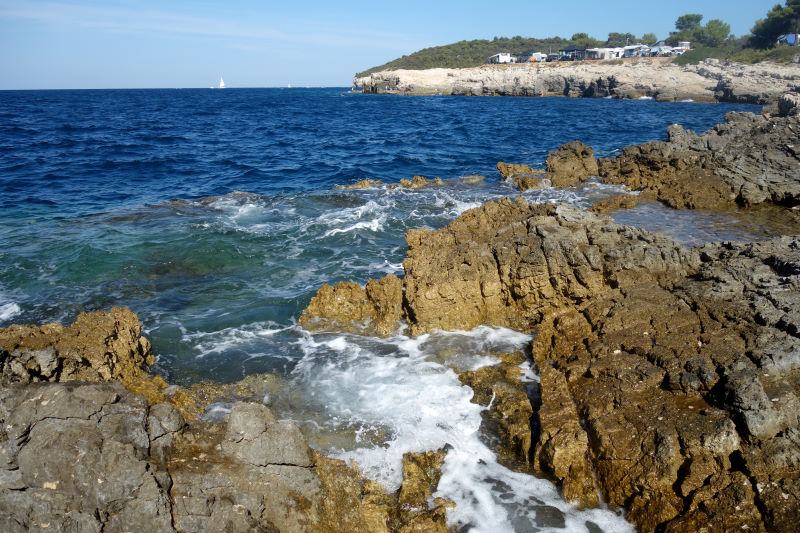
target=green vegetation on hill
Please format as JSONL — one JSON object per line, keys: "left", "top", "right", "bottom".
{"left": 355, "top": 36, "right": 570, "bottom": 77}
{"left": 355, "top": 31, "right": 657, "bottom": 77}
{"left": 357, "top": 3, "right": 799, "bottom": 77}
{"left": 674, "top": 40, "right": 799, "bottom": 65}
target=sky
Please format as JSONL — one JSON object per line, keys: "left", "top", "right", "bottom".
{"left": 0, "top": 0, "right": 782, "bottom": 89}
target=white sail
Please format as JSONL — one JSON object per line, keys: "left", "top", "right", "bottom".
{"left": 219, "top": 77, "right": 226, "bottom": 89}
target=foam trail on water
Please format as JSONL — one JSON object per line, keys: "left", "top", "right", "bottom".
{"left": 322, "top": 213, "right": 387, "bottom": 237}
{"left": 183, "top": 321, "right": 292, "bottom": 359}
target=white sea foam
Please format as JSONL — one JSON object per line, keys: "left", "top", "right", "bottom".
{"left": 0, "top": 302, "right": 21, "bottom": 322}
{"left": 368, "top": 260, "right": 404, "bottom": 275}
{"left": 290, "top": 325, "right": 633, "bottom": 532}
{"left": 184, "top": 321, "right": 292, "bottom": 359}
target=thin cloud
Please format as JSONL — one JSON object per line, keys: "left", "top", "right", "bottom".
{"left": 0, "top": 0, "right": 414, "bottom": 50}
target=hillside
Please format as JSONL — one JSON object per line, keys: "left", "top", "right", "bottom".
{"left": 355, "top": 36, "right": 570, "bottom": 77}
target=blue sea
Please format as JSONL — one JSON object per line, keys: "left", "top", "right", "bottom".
{"left": 0, "top": 88, "right": 764, "bottom": 531}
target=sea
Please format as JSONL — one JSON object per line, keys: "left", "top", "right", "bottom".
{"left": 0, "top": 88, "right": 767, "bottom": 531}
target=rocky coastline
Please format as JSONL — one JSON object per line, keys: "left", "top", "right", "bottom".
{"left": 354, "top": 58, "right": 800, "bottom": 104}
{"left": 2, "top": 95, "right": 799, "bottom": 531}
{"left": 301, "top": 99, "right": 800, "bottom": 531}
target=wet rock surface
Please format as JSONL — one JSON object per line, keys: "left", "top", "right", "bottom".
{"left": 0, "top": 310, "right": 446, "bottom": 532}
{"left": 302, "top": 196, "right": 800, "bottom": 531}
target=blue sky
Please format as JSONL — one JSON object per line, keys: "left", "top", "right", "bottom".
{"left": 0, "top": 0, "right": 780, "bottom": 89}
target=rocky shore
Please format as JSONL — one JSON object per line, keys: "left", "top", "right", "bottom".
{"left": 300, "top": 100, "right": 800, "bottom": 531}
{"left": 2, "top": 94, "right": 799, "bottom": 531}
{"left": 355, "top": 58, "right": 800, "bottom": 104}
{"left": 0, "top": 309, "right": 452, "bottom": 532}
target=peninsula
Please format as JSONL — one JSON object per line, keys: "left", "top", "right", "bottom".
{"left": 354, "top": 57, "right": 800, "bottom": 104}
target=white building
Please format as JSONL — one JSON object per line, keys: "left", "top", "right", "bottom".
{"left": 586, "top": 47, "right": 625, "bottom": 60}
{"left": 527, "top": 52, "right": 548, "bottom": 62}
{"left": 488, "top": 53, "right": 516, "bottom": 64}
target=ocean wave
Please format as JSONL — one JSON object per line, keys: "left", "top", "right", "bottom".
{"left": 183, "top": 321, "right": 294, "bottom": 360}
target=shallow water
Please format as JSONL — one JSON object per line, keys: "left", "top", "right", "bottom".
{"left": 0, "top": 88, "right": 771, "bottom": 531}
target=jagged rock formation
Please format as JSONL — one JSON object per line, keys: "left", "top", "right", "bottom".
{"left": 598, "top": 109, "right": 800, "bottom": 209}
{"left": 355, "top": 58, "right": 800, "bottom": 104}
{"left": 545, "top": 140, "right": 598, "bottom": 188}
{"left": 0, "top": 307, "right": 153, "bottom": 387}
{"left": 0, "top": 309, "right": 448, "bottom": 532}
{"left": 301, "top": 198, "right": 800, "bottom": 531}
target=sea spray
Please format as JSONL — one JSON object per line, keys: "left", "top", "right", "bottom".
{"left": 289, "top": 325, "right": 633, "bottom": 532}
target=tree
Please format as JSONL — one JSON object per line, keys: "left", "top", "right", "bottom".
{"left": 667, "top": 14, "right": 730, "bottom": 47}
{"left": 570, "top": 32, "right": 601, "bottom": 48}
{"left": 695, "top": 19, "right": 731, "bottom": 46}
{"left": 640, "top": 32, "right": 658, "bottom": 44}
{"left": 751, "top": 1, "right": 800, "bottom": 48}
{"left": 606, "top": 32, "right": 636, "bottom": 46}
{"left": 676, "top": 14, "right": 704, "bottom": 31}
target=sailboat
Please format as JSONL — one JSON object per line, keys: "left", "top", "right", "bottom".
{"left": 219, "top": 77, "right": 226, "bottom": 89}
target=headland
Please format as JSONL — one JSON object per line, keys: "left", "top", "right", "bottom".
{"left": 354, "top": 57, "right": 800, "bottom": 104}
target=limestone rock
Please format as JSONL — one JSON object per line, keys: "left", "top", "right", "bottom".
{"left": 599, "top": 110, "right": 800, "bottom": 209}
{"left": 0, "top": 382, "right": 174, "bottom": 532}
{"left": 545, "top": 140, "right": 599, "bottom": 188}
{"left": 221, "top": 401, "right": 313, "bottom": 467}
{"left": 533, "top": 364, "right": 598, "bottom": 508}
{"left": 496, "top": 162, "right": 535, "bottom": 179}
{"left": 388, "top": 175, "right": 444, "bottom": 189}
{"left": 0, "top": 307, "right": 153, "bottom": 387}
{"left": 340, "top": 178, "right": 383, "bottom": 189}
{"left": 396, "top": 449, "right": 451, "bottom": 532}
{"left": 355, "top": 59, "right": 800, "bottom": 103}
{"left": 299, "top": 274, "right": 403, "bottom": 336}
{"left": 0, "top": 312, "right": 441, "bottom": 532}
{"left": 778, "top": 92, "right": 800, "bottom": 116}
{"left": 588, "top": 193, "right": 642, "bottom": 213}
{"left": 496, "top": 161, "right": 548, "bottom": 191}
{"left": 457, "top": 352, "right": 533, "bottom": 470}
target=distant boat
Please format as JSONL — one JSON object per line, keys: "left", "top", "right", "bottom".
{"left": 219, "top": 77, "right": 226, "bottom": 89}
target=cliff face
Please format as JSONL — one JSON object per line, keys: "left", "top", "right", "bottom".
{"left": 354, "top": 58, "right": 800, "bottom": 104}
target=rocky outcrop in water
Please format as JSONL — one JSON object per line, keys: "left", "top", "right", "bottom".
{"left": 355, "top": 58, "right": 800, "bottom": 103}
{"left": 301, "top": 197, "right": 800, "bottom": 531}
{"left": 0, "top": 306, "right": 153, "bottom": 387}
{"left": 0, "top": 308, "right": 448, "bottom": 532}
{"left": 598, "top": 108, "right": 800, "bottom": 209}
